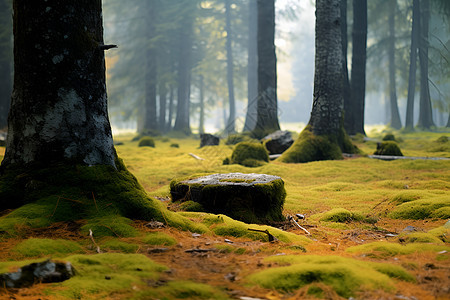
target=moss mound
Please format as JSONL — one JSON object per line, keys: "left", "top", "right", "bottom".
{"left": 374, "top": 141, "right": 403, "bottom": 156}
{"left": 142, "top": 232, "right": 177, "bottom": 246}
{"left": 138, "top": 136, "right": 155, "bottom": 147}
{"left": 81, "top": 216, "right": 139, "bottom": 238}
{"left": 101, "top": 240, "right": 140, "bottom": 253}
{"left": 382, "top": 133, "right": 397, "bottom": 141}
{"left": 227, "top": 141, "right": 269, "bottom": 167}
{"left": 224, "top": 133, "right": 256, "bottom": 145}
{"left": 399, "top": 232, "right": 444, "bottom": 244}
{"left": 436, "top": 136, "right": 449, "bottom": 143}
{"left": 389, "top": 196, "right": 450, "bottom": 219}
{"left": 13, "top": 238, "right": 84, "bottom": 258}
{"left": 248, "top": 255, "right": 414, "bottom": 298}
{"left": 347, "top": 241, "right": 450, "bottom": 258}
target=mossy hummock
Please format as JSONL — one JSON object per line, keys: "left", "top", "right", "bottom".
{"left": 170, "top": 173, "right": 286, "bottom": 224}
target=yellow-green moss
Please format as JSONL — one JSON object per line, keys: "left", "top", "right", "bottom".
{"left": 399, "top": 232, "right": 444, "bottom": 244}
{"left": 311, "top": 208, "right": 363, "bottom": 223}
{"left": 374, "top": 141, "right": 403, "bottom": 156}
{"left": 138, "top": 136, "right": 155, "bottom": 148}
{"left": 389, "top": 196, "right": 450, "bottom": 219}
{"left": 81, "top": 216, "right": 139, "bottom": 238}
{"left": 229, "top": 141, "right": 269, "bottom": 167}
{"left": 101, "top": 240, "right": 140, "bottom": 253}
{"left": 13, "top": 238, "right": 84, "bottom": 258}
{"left": 428, "top": 225, "right": 450, "bottom": 243}
{"left": 347, "top": 241, "right": 450, "bottom": 258}
{"left": 248, "top": 255, "right": 413, "bottom": 298}
{"left": 142, "top": 232, "right": 177, "bottom": 246}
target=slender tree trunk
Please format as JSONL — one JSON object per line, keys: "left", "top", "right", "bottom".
{"left": 158, "top": 81, "right": 167, "bottom": 133}
{"left": 244, "top": 0, "right": 258, "bottom": 132}
{"left": 308, "top": 0, "right": 343, "bottom": 136}
{"left": 225, "top": 0, "right": 236, "bottom": 134}
{"left": 2, "top": 0, "right": 115, "bottom": 168}
{"left": 417, "top": 0, "right": 434, "bottom": 129}
{"left": 446, "top": 107, "right": 450, "bottom": 127}
{"left": 405, "top": 0, "right": 420, "bottom": 130}
{"left": 388, "top": 0, "right": 402, "bottom": 129}
{"left": 167, "top": 85, "right": 174, "bottom": 131}
{"left": 341, "top": 0, "right": 352, "bottom": 134}
{"left": 199, "top": 75, "right": 205, "bottom": 134}
{"left": 349, "top": 0, "right": 367, "bottom": 135}
{"left": 0, "top": 0, "right": 12, "bottom": 129}
{"left": 253, "top": 0, "right": 280, "bottom": 137}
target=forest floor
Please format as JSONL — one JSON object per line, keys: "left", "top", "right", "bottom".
{"left": 0, "top": 127, "right": 449, "bottom": 299}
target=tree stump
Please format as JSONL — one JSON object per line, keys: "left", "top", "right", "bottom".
{"left": 170, "top": 173, "right": 286, "bottom": 224}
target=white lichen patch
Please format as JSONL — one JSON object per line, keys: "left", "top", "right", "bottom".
{"left": 52, "top": 54, "right": 64, "bottom": 64}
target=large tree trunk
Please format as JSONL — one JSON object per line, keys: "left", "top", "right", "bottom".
{"left": 0, "top": 0, "right": 12, "bottom": 129}
{"left": 244, "top": 0, "right": 258, "bottom": 132}
{"left": 417, "top": 0, "right": 434, "bottom": 129}
{"left": 253, "top": 0, "right": 280, "bottom": 137}
{"left": 225, "top": 0, "right": 236, "bottom": 134}
{"left": 167, "top": 85, "right": 175, "bottom": 131}
{"left": 388, "top": 0, "right": 402, "bottom": 129}
{"left": 159, "top": 81, "right": 167, "bottom": 133}
{"left": 198, "top": 75, "right": 205, "bottom": 134}
{"left": 2, "top": 0, "right": 115, "bottom": 168}
{"left": 341, "top": 0, "right": 352, "bottom": 134}
{"left": 405, "top": 0, "right": 420, "bottom": 130}
{"left": 349, "top": 0, "right": 367, "bottom": 135}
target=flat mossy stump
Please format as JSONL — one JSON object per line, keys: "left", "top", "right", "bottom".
{"left": 170, "top": 173, "right": 286, "bottom": 224}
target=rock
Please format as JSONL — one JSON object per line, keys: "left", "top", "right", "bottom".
{"left": 402, "top": 225, "right": 418, "bottom": 232}
{"left": 0, "top": 259, "right": 74, "bottom": 288}
{"left": 262, "top": 130, "right": 293, "bottom": 155}
{"left": 170, "top": 173, "right": 286, "bottom": 224}
{"left": 200, "top": 133, "right": 219, "bottom": 148}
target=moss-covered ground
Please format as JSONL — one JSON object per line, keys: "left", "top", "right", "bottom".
{"left": 0, "top": 127, "right": 449, "bottom": 299}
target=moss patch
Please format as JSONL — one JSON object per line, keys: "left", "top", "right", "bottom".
{"left": 142, "top": 232, "right": 177, "bottom": 246}
{"left": 248, "top": 255, "right": 413, "bottom": 298}
{"left": 81, "top": 216, "right": 139, "bottom": 238}
{"left": 389, "top": 196, "right": 450, "bottom": 219}
{"left": 399, "top": 232, "right": 444, "bottom": 244}
{"left": 138, "top": 136, "right": 155, "bottom": 148}
{"left": 311, "top": 208, "right": 363, "bottom": 223}
{"left": 101, "top": 239, "right": 140, "bottom": 253}
{"left": 226, "top": 141, "right": 269, "bottom": 167}
{"left": 374, "top": 141, "right": 403, "bottom": 156}
{"left": 13, "top": 238, "right": 84, "bottom": 258}
{"left": 347, "top": 241, "right": 450, "bottom": 258}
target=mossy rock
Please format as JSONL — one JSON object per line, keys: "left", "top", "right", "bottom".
{"left": 374, "top": 141, "right": 403, "bottom": 156}
{"left": 138, "top": 136, "right": 155, "bottom": 148}
{"left": 170, "top": 173, "right": 286, "bottom": 224}
{"left": 227, "top": 141, "right": 269, "bottom": 167}
{"left": 382, "top": 133, "right": 397, "bottom": 141}
{"left": 435, "top": 136, "right": 449, "bottom": 143}
{"left": 224, "top": 133, "right": 256, "bottom": 145}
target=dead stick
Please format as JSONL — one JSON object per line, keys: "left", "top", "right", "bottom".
{"left": 89, "top": 229, "right": 101, "bottom": 253}
{"left": 288, "top": 215, "right": 311, "bottom": 235}
{"left": 248, "top": 228, "right": 276, "bottom": 242}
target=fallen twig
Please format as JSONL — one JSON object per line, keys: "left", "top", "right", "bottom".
{"left": 185, "top": 248, "right": 217, "bottom": 253}
{"left": 248, "top": 228, "right": 277, "bottom": 242}
{"left": 288, "top": 215, "right": 311, "bottom": 235}
{"left": 188, "top": 153, "right": 205, "bottom": 161}
{"left": 89, "top": 229, "right": 101, "bottom": 253}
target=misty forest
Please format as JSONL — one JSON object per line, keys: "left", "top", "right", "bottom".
{"left": 0, "top": 0, "right": 449, "bottom": 299}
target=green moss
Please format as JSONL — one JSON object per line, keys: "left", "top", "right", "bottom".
{"left": 390, "top": 191, "right": 423, "bottom": 204}
{"left": 142, "top": 232, "right": 177, "bottom": 246}
{"left": 81, "top": 216, "right": 139, "bottom": 238}
{"left": 313, "top": 208, "right": 363, "bottom": 223}
{"left": 400, "top": 232, "right": 444, "bottom": 244}
{"left": 436, "top": 136, "right": 449, "bottom": 143}
{"left": 101, "top": 240, "right": 140, "bottom": 253}
{"left": 374, "top": 141, "right": 403, "bottom": 156}
{"left": 347, "top": 241, "right": 450, "bottom": 258}
{"left": 138, "top": 136, "right": 155, "bottom": 148}
{"left": 225, "top": 133, "right": 256, "bottom": 145}
{"left": 170, "top": 143, "right": 179, "bottom": 148}
{"left": 382, "top": 133, "right": 397, "bottom": 141}
{"left": 13, "top": 238, "right": 84, "bottom": 258}
{"left": 389, "top": 196, "right": 450, "bottom": 219}
{"left": 179, "top": 200, "right": 205, "bottom": 212}
{"left": 428, "top": 225, "right": 450, "bottom": 243}
{"left": 230, "top": 141, "right": 269, "bottom": 167}
{"left": 248, "top": 255, "right": 413, "bottom": 298}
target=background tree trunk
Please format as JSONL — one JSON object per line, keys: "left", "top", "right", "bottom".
{"left": 158, "top": 81, "right": 167, "bottom": 133}
{"left": 225, "top": 0, "right": 236, "bottom": 134}
{"left": 405, "top": 0, "right": 420, "bottom": 130}
{"left": 244, "top": 0, "right": 258, "bottom": 132}
{"left": 253, "top": 0, "right": 280, "bottom": 137}
{"left": 167, "top": 85, "right": 175, "bottom": 132}
{"left": 341, "top": 0, "right": 353, "bottom": 134}
{"left": 417, "top": 0, "right": 434, "bottom": 129}
{"left": 198, "top": 75, "right": 205, "bottom": 134}
{"left": 388, "top": 0, "right": 402, "bottom": 129}
{"left": 0, "top": 0, "right": 12, "bottom": 129}
{"left": 349, "top": 0, "right": 367, "bottom": 135}
{"left": 2, "top": 0, "right": 115, "bottom": 168}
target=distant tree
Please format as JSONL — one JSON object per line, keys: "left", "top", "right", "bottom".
{"left": 280, "top": 0, "right": 356, "bottom": 163}
{"left": 341, "top": 0, "right": 352, "bottom": 133}
{"left": 244, "top": 0, "right": 258, "bottom": 132}
{"left": 0, "top": 0, "right": 12, "bottom": 129}
{"left": 225, "top": 0, "right": 236, "bottom": 134}
{"left": 417, "top": 0, "right": 435, "bottom": 129}
{"left": 348, "top": 0, "right": 367, "bottom": 135}
{"left": 387, "top": 0, "right": 402, "bottom": 129}
{"left": 253, "top": 0, "right": 280, "bottom": 137}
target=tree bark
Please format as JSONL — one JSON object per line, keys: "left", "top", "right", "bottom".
{"left": 159, "top": 81, "right": 167, "bottom": 133}
{"left": 225, "top": 0, "right": 236, "bottom": 134}
{"left": 198, "top": 75, "right": 205, "bottom": 134}
{"left": 253, "top": 0, "right": 280, "bottom": 137}
{"left": 405, "top": 0, "right": 420, "bottom": 130}
{"left": 2, "top": 0, "right": 115, "bottom": 168}
{"left": 417, "top": 0, "right": 434, "bottom": 129}
{"left": 349, "top": 0, "right": 367, "bottom": 135}
{"left": 309, "top": 0, "right": 344, "bottom": 136}
{"left": 244, "top": 0, "right": 258, "bottom": 132}
{"left": 341, "top": 0, "right": 352, "bottom": 134}
{"left": 0, "top": 0, "right": 12, "bottom": 129}
{"left": 388, "top": 0, "right": 402, "bottom": 129}
{"left": 167, "top": 85, "right": 174, "bottom": 131}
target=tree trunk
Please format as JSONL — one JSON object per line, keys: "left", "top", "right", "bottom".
{"left": 308, "top": 0, "right": 344, "bottom": 137}
{"left": 244, "top": 0, "right": 258, "bottom": 132}
{"left": 2, "top": 0, "right": 115, "bottom": 168}
{"left": 159, "top": 81, "right": 167, "bottom": 133}
{"left": 349, "top": 0, "right": 367, "bottom": 135}
{"left": 253, "top": 0, "right": 280, "bottom": 137}
{"left": 0, "top": 0, "right": 12, "bottom": 129}
{"left": 388, "top": 0, "right": 402, "bottom": 129}
{"left": 199, "top": 75, "right": 205, "bottom": 134}
{"left": 417, "top": 0, "right": 434, "bottom": 129}
{"left": 341, "top": 0, "right": 352, "bottom": 134}
{"left": 225, "top": 0, "right": 236, "bottom": 134}
{"left": 405, "top": 0, "right": 420, "bottom": 130}
{"left": 167, "top": 85, "right": 174, "bottom": 131}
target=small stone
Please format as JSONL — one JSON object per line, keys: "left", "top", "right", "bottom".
{"left": 192, "top": 233, "right": 202, "bottom": 238}
{"left": 262, "top": 130, "right": 294, "bottom": 155}
{"left": 295, "top": 213, "right": 305, "bottom": 220}
{"left": 200, "top": 133, "right": 219, "bottom": 147}
{"left": 402, "top": 226, "right": 418, "bottom": 232}
{"left": 224, "top": 239, "right": 233, "bottom": 244}
{"left": 385, "top": 233, "right": 397, "bottom": 237}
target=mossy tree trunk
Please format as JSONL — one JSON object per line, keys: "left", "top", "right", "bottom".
{"left": 279, "top": 0, "right": 357, "bottom": 163}
{"left": 2, "top": 0, "right": 115, "bottom": 168}
{"left": 253, "top": 0, "right": 280, "bottom": 137}
{"left": 0, "top": 0, "right": 12, "bottom": 129}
